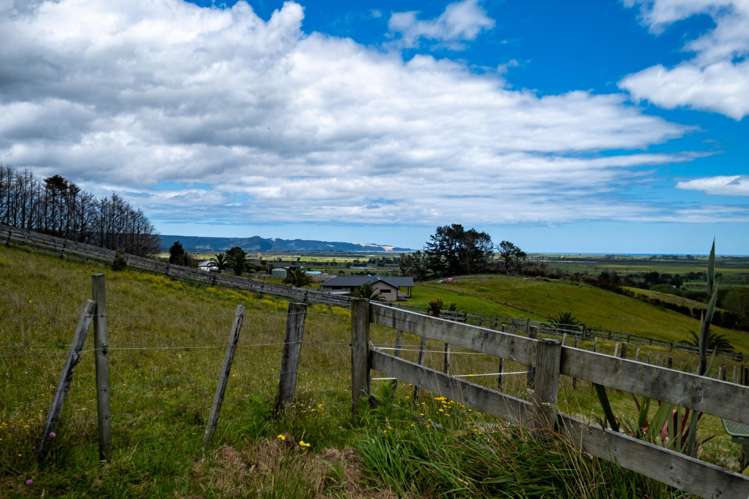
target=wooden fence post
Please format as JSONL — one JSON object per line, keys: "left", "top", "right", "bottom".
{"left": 497, "top": 357, "right": 504, "bottom": 389}
{"left": 351, "top": 298, "right": 370, "bottom": 417}
{"left": 571, "top": 336, "right": 578, "bottom": 389}
{"left": 530, "top": 339, "right": 561, "bottom": 431}
{"left": 37, "top": 300, "right": 95, "bottom": 461}
{"left": 614, "top": 342, "right": 627, "bottom": 359}
{"left": 91, "top": 273, "right": 112, "bottom": 462}
{"left": 527, "top": 326, "right": 538, "bottom": 388}
{"left": 390, "top": 330, "right": 403, "bottom": 391}
{"left": 275, "top": 302, "right": 308, "bottom": 414}
{"left": 718, "top": 365, "right": 726, "bottom": 381}
{"left": 203, "top": 305, "right": 245, "bottom": 447}
{"left": 412, "top": 335, "right": 427, "bottom": 402}
{"left": 443, "top": 343, "right": 450, "bottom": 374}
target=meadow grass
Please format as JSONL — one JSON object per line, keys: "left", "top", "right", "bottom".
{"left": 0, "top": 245, "right": 743, "bottom": 497}
{"left": 408, "top": 274, "right": 749, "bottom": 352}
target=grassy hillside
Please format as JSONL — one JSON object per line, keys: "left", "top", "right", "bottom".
{"left": 0, "top": 245, "right": 744, "bottom": 497}
{"left": 408, "top": 274, "right": 749, "bottom": 352}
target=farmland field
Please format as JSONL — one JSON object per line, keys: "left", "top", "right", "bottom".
{"left": 0, "top": 245, "right": 746, "bottom": 497}
{"left": 408, "top": 274, "right": 749, "bottom": 352}
{"left": 535, "top": 254, "right": 749, "bottom": 287}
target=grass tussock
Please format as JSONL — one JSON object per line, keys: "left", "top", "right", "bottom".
{"left": 356, "top": 388, "right": 684, "bottom": 499}
{"left": 191, "top": 443, "right": 391, "bottom": 499}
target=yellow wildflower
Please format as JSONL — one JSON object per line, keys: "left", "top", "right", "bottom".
{"left": 298, "top": 440, "right": 311, "bottom": 449}
{"left": 276, "top": 434, "right": 287, "bottom": 441}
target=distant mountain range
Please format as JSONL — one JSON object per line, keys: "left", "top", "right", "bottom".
{"left": 159, "top": 234, "right": 411, "bottom": 253}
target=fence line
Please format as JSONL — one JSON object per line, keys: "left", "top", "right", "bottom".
{"left": 2, "top": 222, "right": 745, "bottom": 365}
{"left": 364, "top": 300, "right": 749, "bottom": 498}
{"left": 412, "top": 305, "right": 744, "bottom": 362}
{"left": 0, "top": 223, "right": 352, "bottom": 308}
{"left": 0, "top": 340, "right": 353, "bottom": 356}
{"left": 7, "top": 224, "right": 749, "bottom": 495}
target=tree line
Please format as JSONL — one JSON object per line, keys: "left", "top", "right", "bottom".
{"left": 0, "top": 165, "right": 159, "bottom": 256}
{"left": 400, "top": 224, "right": 527, "bottom": 280}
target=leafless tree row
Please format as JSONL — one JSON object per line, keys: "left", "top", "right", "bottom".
{"left": 0, "top": 166, "right": 159, "bottom": 256}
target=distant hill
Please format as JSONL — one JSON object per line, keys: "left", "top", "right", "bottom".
{"left": 159, "top": 234, "right": 411, "bottom": 253}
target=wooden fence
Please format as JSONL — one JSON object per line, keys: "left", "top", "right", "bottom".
{"left": 3, "top": 222, "right": 745, "bottom": 368}
{"left": 37, "top": 274, "right": 317, "bottom": 459}
{"left": 0, "top": 223, "right": 351, "bottom": 308}
{"left": 354, "top": 299, "right": 749, "bottom": 499}
{"left": 421, "top": 308, "right": 745, "bottom": 363}
{"left": 6, "top": 223, "right": 749, "bottom": 496}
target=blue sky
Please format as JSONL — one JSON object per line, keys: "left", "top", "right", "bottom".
{"left": 1, "top": 0, "right": 747, "bottom": 253}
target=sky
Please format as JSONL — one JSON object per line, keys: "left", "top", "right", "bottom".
{"left": 0, "top": 0, "right": 748, "bottom": 253}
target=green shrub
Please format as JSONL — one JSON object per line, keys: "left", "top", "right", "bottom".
{"left": 111, "top": 251, "right": 127, "bottom": 271}
{"left": 427, "top": 298, "right": 444, "bottom": 317}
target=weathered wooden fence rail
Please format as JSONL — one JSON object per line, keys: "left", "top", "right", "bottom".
{"left": 407, "top": 305, "right": 745, "bottom": 363}
{"left": 0, "top": 223, "right": 351, "bottom": 308}
{"left": 364, "top": 300, "right": 749, "bottom": 499}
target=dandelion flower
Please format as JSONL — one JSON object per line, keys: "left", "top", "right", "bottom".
{"left": 276, "top": 434, "right": 287, "bottom": 441}
{"left": 298, "top": 440, "right": 311, "bottom": 448}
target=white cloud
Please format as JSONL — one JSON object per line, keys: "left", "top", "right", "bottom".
{"left": 388, "top": 0, "right": 495, "bottom": 49}
{"left": 677, "top": 175, "right": 749, "bottom": 195}
{"left": 0, "top": 0, "right": 705, "bottom": 227}
{"left": 497, "top": 58, "right": 520, "bottom": 75}
{"left": 621, "top": 0, "right": 749, "bottom": 119}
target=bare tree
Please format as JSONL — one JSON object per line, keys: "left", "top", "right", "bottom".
{"left": 0, "top": 165, "right": 159, "bottom": 256}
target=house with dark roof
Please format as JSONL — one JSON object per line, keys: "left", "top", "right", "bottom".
{"left": 321, "top": 275, "right": 414, "bottom": 302}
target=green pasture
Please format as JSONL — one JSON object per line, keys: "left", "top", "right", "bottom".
{"left": 408, "top": 274, "right": 749, "bottom": 352}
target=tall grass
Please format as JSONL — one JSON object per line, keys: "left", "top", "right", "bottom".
{"left": 357, "top": 389, "right": 684, "bottom": 498}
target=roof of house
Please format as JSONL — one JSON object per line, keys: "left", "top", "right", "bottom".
{"left": 322, "top": 275, "right": 414, "bottom": 288}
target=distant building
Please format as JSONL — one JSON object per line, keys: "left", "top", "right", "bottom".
{"left": 321, "top": 275, "right": 414, "bottom": 302}
{"left": 304, "top": 270, "right": 327, "bottom": 282}
{"left": 271, "top": 268, "right": 288, "bottom": 279}
{"left": 198, "top": 260, "right": 218, "bottom": 272}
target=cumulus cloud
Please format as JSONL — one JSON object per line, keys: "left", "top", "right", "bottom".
{"left": 0, "top": 0, "right": 707, "bottom": 227}
{"left": 621, "top": 0, "right": 749, "bottom": 119}
{"left": 677, "top": 175, "right": 749, "bottom": 196}
{"left": 388, "top": 0, "right": 495, "bottom": 49}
